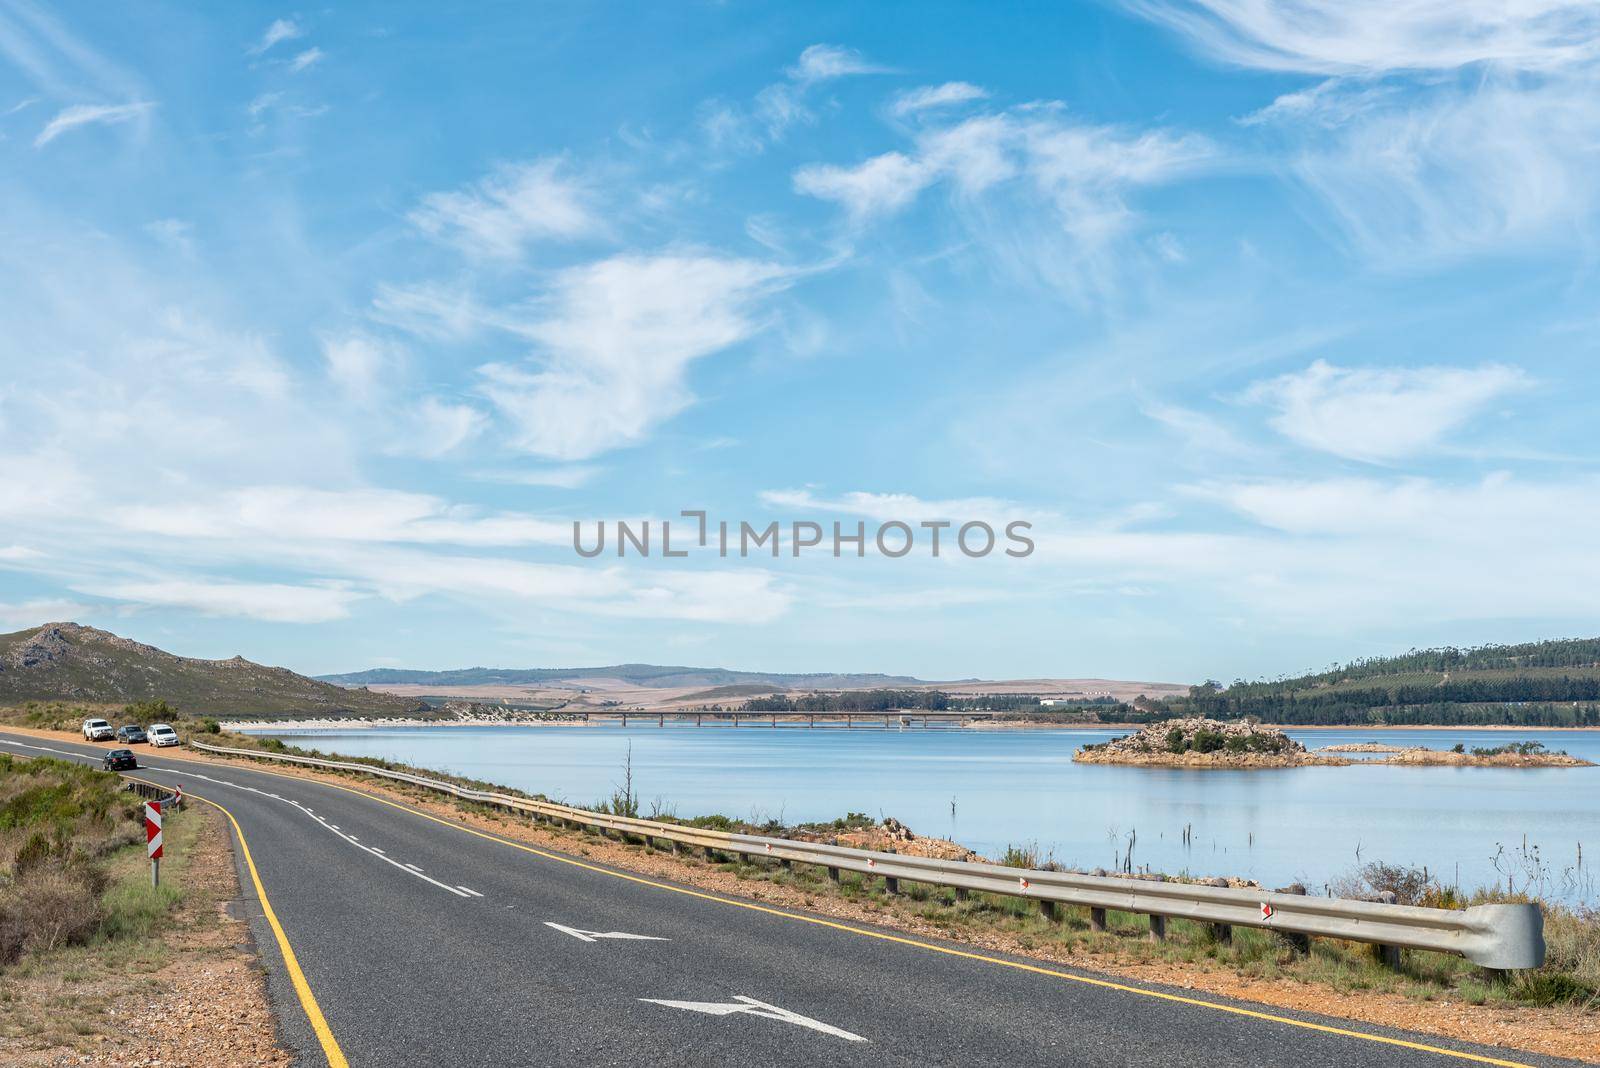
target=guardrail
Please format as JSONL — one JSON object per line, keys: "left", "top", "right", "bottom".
{"left": 123, "top": 777, "right": 183, "bottom": 810}
{"left": 190, "top": 741, "right": 1544, "bottom": 970}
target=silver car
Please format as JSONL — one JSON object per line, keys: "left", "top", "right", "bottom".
{"left": 148, "top": 723, "right": 181, "bottom": 747}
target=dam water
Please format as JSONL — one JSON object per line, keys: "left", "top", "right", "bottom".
{"left": 251, "top": 724, "right": 1600, "bottom": 903}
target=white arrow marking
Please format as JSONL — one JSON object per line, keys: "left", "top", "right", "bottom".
{"left": 638, "top": 996, "right": 866, "bottom": 1042}
{"left": 545, "top": 922, "right": 669, "bottom": 944}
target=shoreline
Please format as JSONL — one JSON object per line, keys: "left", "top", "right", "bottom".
{"left": 230, "top": 716, "right": 1600, "bottom": 734}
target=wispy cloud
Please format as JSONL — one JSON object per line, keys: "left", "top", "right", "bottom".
{"left": 1123, "top": 0, "right": 1600, "bottom": 75}
{"left": 86, "top": 579, "right": 359, "bottom": 624}
{"left": 34, "top": 100, "right": 153, "bottom": 147}
{"left": 795, "top": 103, "right": 1214, "bottom": 296}
{"left": 472, "top": 465, "right": 601, "bottom": 489}
{"left": 889, "top": 81, "right": 988, "bottom": 117}
{"left": 248, "top": 17, "right": 302, "bottom": 56}
{"left": 1254, "top": 76, "right": 1600, "bottom": 262}
{"left": 477, "top": 253, "right": 793, "bottom": 460}
{"left": 1243, "top": 360, "right": 1529, "bottom": 463}
{"left": 793, "top": 151, "right": 933, "bottom": 220}
{"left": 288, "top": 46, "right": 324, "bottom": 73}
{"left": 703, "top": 43, "right": 890, "bottom": 153}
{"left": 787, "top": 44, "right": 892, "bottom": 84}
{"left": 410, "top": 158, "right": 599, "bottom": 260}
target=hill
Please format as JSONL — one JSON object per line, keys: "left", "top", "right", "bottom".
{"left": 0, "top": 623, "right": 427, "bottom": 718}
{"left": 1143, "top": 637, "right": 1600, "bottom": 727}
{"left": 319, "top": 664, "right": 924, "bottom": 690}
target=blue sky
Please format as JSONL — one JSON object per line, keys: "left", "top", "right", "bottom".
{"left": 3, "top": 1, "right": 1599, "bottom": 682}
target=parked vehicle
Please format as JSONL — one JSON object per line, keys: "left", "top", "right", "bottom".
{"left": 116, "top": 724, "right": 149, "bottom": 744}
{"left": 102, "top": 749, "right": 138, "bottom": 771}
{"left": 82, "top": 717, "right": 115, "bottom": 741}
{"left": 148, "top": 723, "right": 180, "bottom": 747}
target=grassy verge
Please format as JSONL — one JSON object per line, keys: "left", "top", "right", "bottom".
{"left": 0, "top": 754, "right": 199, "bottom": 1049}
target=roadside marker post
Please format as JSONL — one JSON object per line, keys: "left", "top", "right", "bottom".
{"left": 146, "top": 801, "right": 163, "bottom": 887}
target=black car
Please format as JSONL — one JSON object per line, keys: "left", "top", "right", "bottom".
{"left": 116, "top": 725, "right": 148, "bottom": 744}
{"left": 103, "top": 749, "right": 138, "bottom": 771}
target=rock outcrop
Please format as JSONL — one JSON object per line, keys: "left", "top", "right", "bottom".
{"left": 1074, "top": 717, "right": 1347, "bottom": 768}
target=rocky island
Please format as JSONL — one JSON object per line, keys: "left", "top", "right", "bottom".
{"left": 1074, "top": 718, "right": 1343, "bottom": 768}
{"left": 1077, "top": 720, "right": 1595, "bottom": 768}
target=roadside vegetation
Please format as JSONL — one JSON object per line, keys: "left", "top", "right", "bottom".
{"left": 0, "top": 754, "right": 196, "bottom": 1049}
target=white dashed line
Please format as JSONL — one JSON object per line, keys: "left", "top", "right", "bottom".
{"left": 457, "top": 886, "right": 484, "bottom": 897}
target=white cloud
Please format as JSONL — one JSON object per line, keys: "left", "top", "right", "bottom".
{"left": 397, "top": 398, "right": 485, "bottom": 458}
{"left": 321, "top": 334, "right": 392, "bottom": 400}
{"left": 472, "top": 465, "right": 600, "bottom": 489}
{"left": 703, "top": 43, "right": 889, "bottom": 153}
{"left": 248, "top": 18, "right": 302, "bottom": 56}
{"left": 1142, "top": 401, "right": 1250, "bottom": 455}
{"left": 1261, "top": 77, "right": 1600, "bottom": 262}
{"left": 800, "top": 108, "right": 1212, "bottom": 225}
{"left": 34, "top": 101, "right": 153, "bottom": 147}
{"left": 795, "top": 105, "right": 1213, "bottom": 295}
{"left": 890, "top": 81, "right": 989, "bottom": 117}
{"left": 1244, "top": 359, "right": 1529, "bottom": 462}
{"left": 288, "top": 47, "right": 324, "bottom": 73}
{"left": 370, "top": 282, "right": 496, "bottom": 340}
{"left": 411, "top": 158, "right": 598, "bottom": 260}
{"left": 477, "top": 253, "right": 792, "bottom": 460}
{"left": 760, "top": 488, "right": 1019, "bottom": 523}
{"left": 1123, "top": 0, "right": 1600, "bottom": 75}
{"left": 787, "top": 44, "right": 889, "bottom": 84}
{"left": 114, "top": 486, "right": 570, "bottom": 548}
{"left": 793, "top": 152, "right": 933, "bottom": 220}
{"left": 87, "top": 580, "right": 359, "bottom": 624}
{"left": 0, "top": 599, "right": 93, "bottom": 631}
{"left": 0, "top": 545, "right": 43, "bottom": 562}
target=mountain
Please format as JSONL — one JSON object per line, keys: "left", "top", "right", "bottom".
{"left": 319, "top": 664, "right": 925, "bottom": 690}
{"left": 0, "top": 623, "right": 427, "bottom": 718}
{"left": 1151, "top": 637, "right": 1600, "bottom": 727}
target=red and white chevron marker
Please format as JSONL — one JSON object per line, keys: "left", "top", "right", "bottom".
{"left": 1260, "top": 901, "right": 1274, "bottom": 920}
{"left": 146, "top": 801, "right": 163, "bottom": 859}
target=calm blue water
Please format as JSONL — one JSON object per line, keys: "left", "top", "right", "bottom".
{"left": 254, "top": 725, "right": 1600, "bottom": 903}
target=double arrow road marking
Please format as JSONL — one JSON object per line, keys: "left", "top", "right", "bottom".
{"left": 544, "top": 922, "right": 668, "bottom": 943}
{"left": 639, "top": 996, "right": 867, "bottom": 1043}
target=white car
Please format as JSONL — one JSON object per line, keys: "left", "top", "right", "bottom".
{"left": 148, "top": 723, "right": 180, "bottom": 748}
{"left": 82, "top": 717, "right": 115, "bottom": 741}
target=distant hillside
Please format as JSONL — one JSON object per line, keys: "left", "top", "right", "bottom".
{"left": 1151, "top": 637, "right": 1600, "bottom": 727}
{"left": 0, "top": 623, "right": 427, "bottom": 718}
{"left": 319, "top": 664, "right": 924, "bottom": 690}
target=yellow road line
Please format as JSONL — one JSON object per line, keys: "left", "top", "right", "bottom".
{"left": 172, "top": 754, "right": 1537, "bottom": 1068}
{"left": 159, "top": 778, "right": 350, "bottom": 1068}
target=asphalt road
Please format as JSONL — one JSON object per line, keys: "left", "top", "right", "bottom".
{"left": 0, "top": 728, "right": 1583, "bottom": 1068}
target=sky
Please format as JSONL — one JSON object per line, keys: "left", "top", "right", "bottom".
{"left": 2, "top": 1, "right": 1599, "bottom": 683}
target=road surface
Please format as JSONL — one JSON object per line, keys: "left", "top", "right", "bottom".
{"left": 0, "top": 728, "right": 1580, "bottom": 1068}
